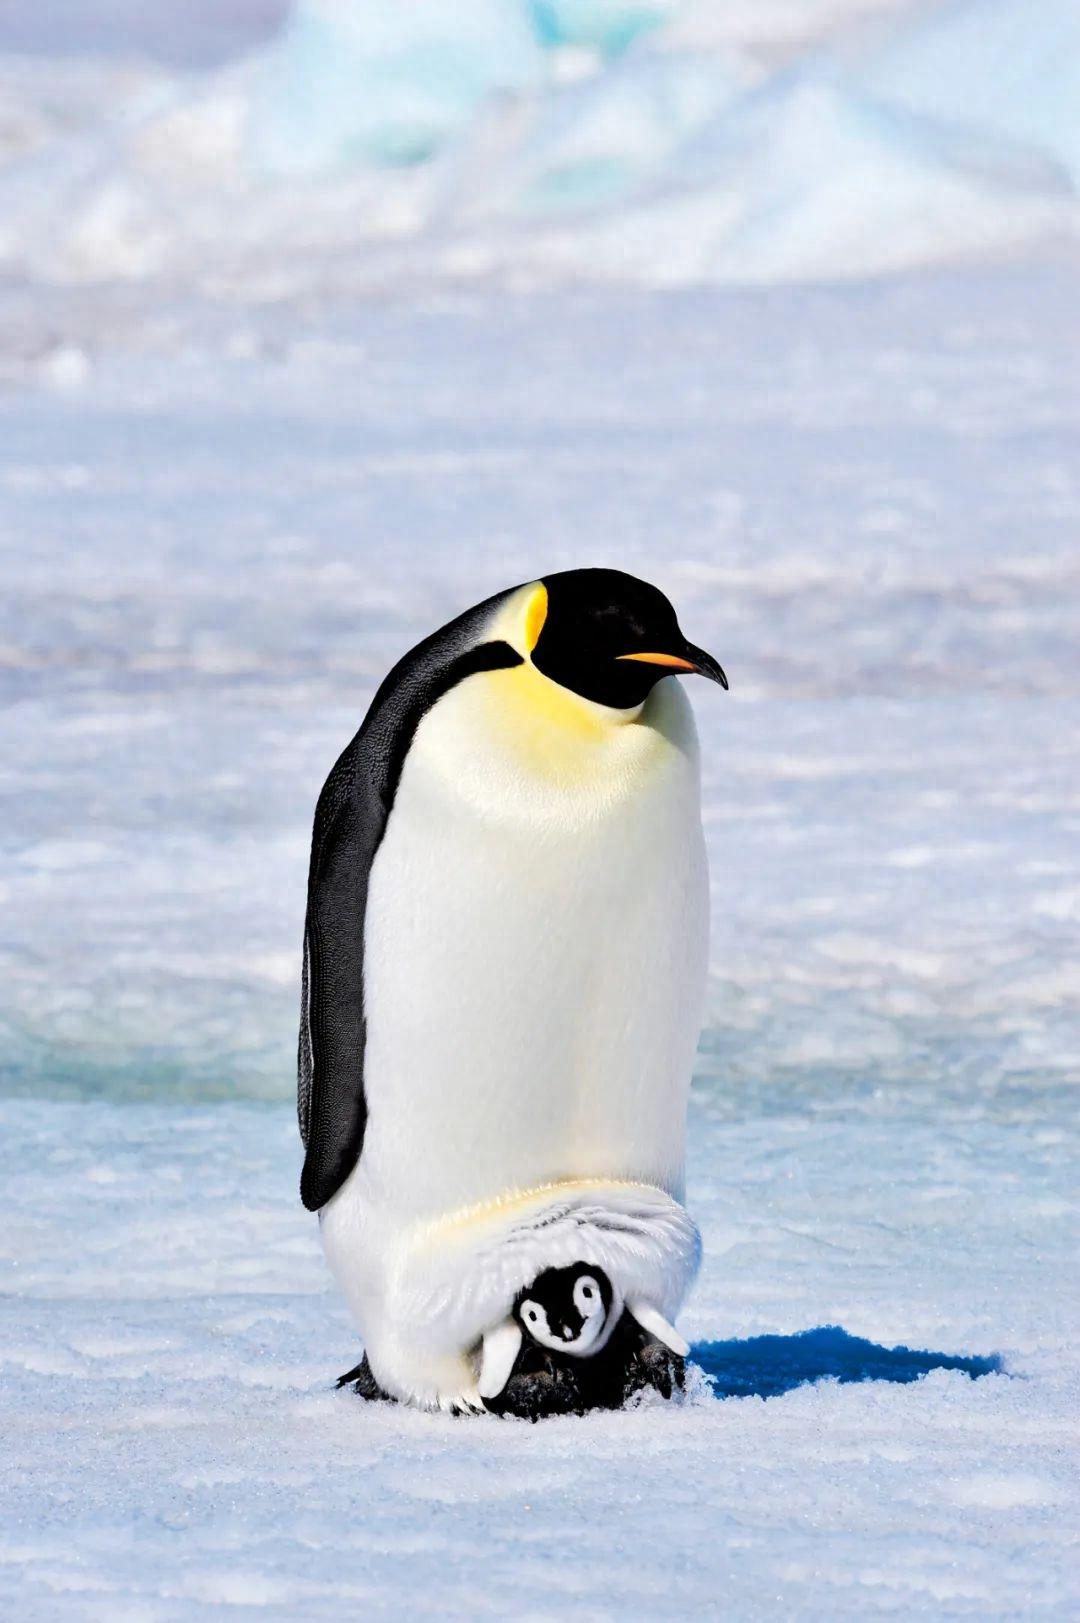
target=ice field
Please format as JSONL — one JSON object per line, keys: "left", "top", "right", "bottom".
{"left": 2, "top": 1, "right": 1080, "bottom": 1618}
{"left": 0, "top": 0, "right": 1078, "bottom": 292}
{"left": 4, "top": 266, "right": 1079, "bottom": 1620}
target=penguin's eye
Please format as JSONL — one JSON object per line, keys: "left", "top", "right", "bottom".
{"left": 523, "top": 1304, "right": 541, "bottom": 1327}
{"left": 573, "top": 1276, "right": 602, "bottom": 1315}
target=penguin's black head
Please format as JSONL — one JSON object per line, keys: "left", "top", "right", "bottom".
{"left": 514, "top": 1262, "right": 615, "bottom": 1355}
{"left": 530, "top": 568, "right": 728, "bottom": 710}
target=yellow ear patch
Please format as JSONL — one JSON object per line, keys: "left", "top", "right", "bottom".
{"left": 524, "top": 583, "right": 548, "bottom": 652}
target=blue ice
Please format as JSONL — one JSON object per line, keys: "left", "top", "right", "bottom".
{"left": 475, "top": 48, "right": 747, "bottom": 217}
{"left": 248, "top": 0, "right": 544, "bottom": 175}
{"left": 528, "top": 0, "right": 677, "bottom": 57}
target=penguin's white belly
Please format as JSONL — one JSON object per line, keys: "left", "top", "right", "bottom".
{"left": 359, "top": 671, "right": 707, "bottom": 1220}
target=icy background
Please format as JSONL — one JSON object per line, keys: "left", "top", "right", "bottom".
{"left": 0, "top": 0, "right": 1078, "bottom": 295}
{"left": 2, "top": 2, "right": 1079, "bottom": 1619}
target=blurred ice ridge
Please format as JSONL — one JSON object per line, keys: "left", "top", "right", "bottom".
{"left": 248, "top": 0, "right": 544, "bottom": 174}
{"left": 0, "top": 0, "right": 1074, "bottom": 294}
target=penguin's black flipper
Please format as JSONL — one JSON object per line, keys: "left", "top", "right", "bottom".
{"left": 298, "top": 743, "right": 378, "bottom": 1214}
{"left": 297, "top": 590, "right": 524, "bottom": 1213}
{"left": 296, "top": 731, "right": 427, "bottom": 1213}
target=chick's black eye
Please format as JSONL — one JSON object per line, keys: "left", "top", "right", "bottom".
{"left": 583, "top": 1286, "right": 595, "bottom": 1299}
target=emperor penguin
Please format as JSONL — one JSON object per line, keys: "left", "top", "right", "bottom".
{"left": 298, "top": 568, "right": 726, "bottom": 1411}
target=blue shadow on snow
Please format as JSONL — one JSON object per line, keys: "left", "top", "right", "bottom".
{"left": 690, "top": 1325, "right": 1003, "bottom": 1400}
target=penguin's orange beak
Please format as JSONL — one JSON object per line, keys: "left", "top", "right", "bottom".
{"left": 617, "top": 652, "right": 696, "bottom": 672}
{"left": 617, "top": 644, "right": 729, "bottom": 690}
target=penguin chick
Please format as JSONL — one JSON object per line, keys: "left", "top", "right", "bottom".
{"left": 477, "top": 1263, "right": 617, "bottom": 1402}
{"left": 477, "top": 1261, "right": 690, "bottom": 1404}
{"left": 512, "top": 1264, "right": 689, "bottom": 1359}
{"left": 516, "top": 1263, "right": 616, "bottom": 1355}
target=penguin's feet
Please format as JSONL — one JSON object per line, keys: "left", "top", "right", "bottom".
{"left": 485, "top": 1351, "right": 586, "bottom": 1420}
{"left": 485, "top": 1315, "right": 686, "bottom": 1420}
{"left": 337, "top": 1355, "right": 486, "bottom": 1416}
{"left": 435, "top": 1386, "right": 487, "bottom": 1417}
{"left": 336, "top": 1353, "right": 394, "bottom": 1403}
{"left": 619, "top": 1330, "right": 685, "bottom": 1406}
{"left": 336, "top": 1327, "right": 684, "bottom": 1418}
{"left": 576, "top": 1320, "right": 685, "bottom": 1412}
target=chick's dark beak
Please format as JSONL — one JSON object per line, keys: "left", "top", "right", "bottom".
{"left": 616, "top": 644, "right": 729, "bottom": 691}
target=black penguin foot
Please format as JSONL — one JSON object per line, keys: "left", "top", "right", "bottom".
{"left": 486, "top": 1314, "right": 686, "bottom": 1420}
{"left": 336, "top": 1353, "right": 395, "bottom": 1404}
{"left": 337, "top": 1322, "right": 686, "bottom": 1417}
{"left": 619, "top": 1329, "right": 686, "bottom": 1405}
{"left": 485, "top": 1343, "right": 587, "bottom": 1420}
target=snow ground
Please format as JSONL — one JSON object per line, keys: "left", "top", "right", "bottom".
{"left": 2, "top": 265, "right": 1078, "bottom": 1617}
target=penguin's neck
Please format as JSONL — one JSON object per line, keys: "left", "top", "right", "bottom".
{"left": 473, "top": 661, "right": 642, "bottom": 774}
{"left": 421, "top": 660, "right": 693, "bottom": 812}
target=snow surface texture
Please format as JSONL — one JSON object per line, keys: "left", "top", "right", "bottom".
{"left": 1, "top": 1, "right": 1079, "bottom": 1615}
{"left": 0, "top": 0, "right": 1077, "bottom": 292}
{"left": 3, "top": 264, "right": 1079, "bottom": 1617}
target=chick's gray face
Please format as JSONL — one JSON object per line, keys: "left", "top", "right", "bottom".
{"left": 515, "top": 1263, "right": 613, "bottom": 1356}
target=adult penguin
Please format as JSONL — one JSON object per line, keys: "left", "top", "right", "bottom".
{"left": 298, "top": 568, "right": 727, "bottom": 1411}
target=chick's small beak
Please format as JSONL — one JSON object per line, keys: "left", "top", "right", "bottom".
{"left": 617, "top": 644, "right": 729, "bottom": 691}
